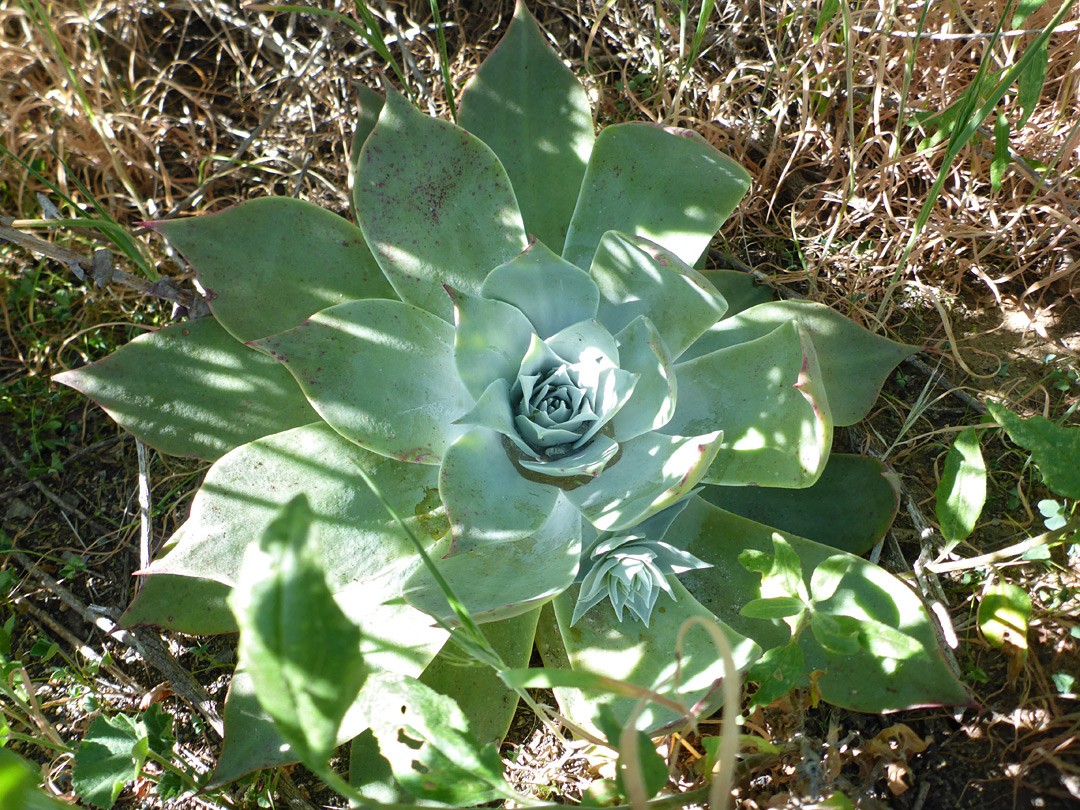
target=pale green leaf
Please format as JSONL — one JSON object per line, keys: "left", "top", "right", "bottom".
{"left": 53, "top": 318, "right": 317, "bottom": 462}
{"left": 935, "top": 426, "right": 986, "bottom": 551}
{"left": 148, "top": 198, "right": 394, "bottom": 343}
{"left": 230, "top": 496, "right": 367, "bottom": 764}
{"left": 987, "top": 401, "right": 1080, "bottom": 498}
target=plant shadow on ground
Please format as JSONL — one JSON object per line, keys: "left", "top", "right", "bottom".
{"left": 2, "top": 0, "right": 1079, "bottom": 808}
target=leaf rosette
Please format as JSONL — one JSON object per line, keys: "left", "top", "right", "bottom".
{"left": 54, "top": 1, "right": 971, "bottom": 783}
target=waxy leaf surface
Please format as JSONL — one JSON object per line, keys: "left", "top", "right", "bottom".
{"left": 458, "top": 0, "right": 593, "bottom": 253}
{"left": 54, "top": 317, "right": 316, "bottom": 461}
{"left": 355, "top": 91, "right": 528, "bottom": 322}
{"left": 684, "top": 301, "right": 917, "bottom": 426}
{"left": 253, "top": 299, "right": 471, "bottom": 464}
{"left": 669, "top": 321, "right": 832, "bottom": 488}
{"left": 563, "top": 123, "right": 751, "bottom": 269}
{"left": 149, "top": 198, "right": 394, "bottom": 343}
{"left": 145, "top": 423, "right": 448, "bottom": 676}
{"left": 699, "top": 453, "right": 899, "bottom": 555}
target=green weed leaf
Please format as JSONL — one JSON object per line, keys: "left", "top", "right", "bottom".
{"left": 0, "top": 748, "right": 71, "bottom": 810}
{"left": 230, "top": 495, "right": 367, "bottom": 766}
{"left": 978, "top": 582, "right": 1031, "bottom": 656}
{"left": 935, "top": 426, "right": 987, "bottom": 551}
{"left": 1012, "top": 0, "right": 1051, "bottom": 27}
{"left": 360, "top": 673, "right": 513, "bottom": 805}
{"left": 71, "top": 714, "right": 146, "bottom": 808}
{"left": 1016, "top": 40, "right": 1048, "bottom": 128}
{"left": 740, "top": 596, "right": 806, "bottom": 619}
{"left": 991, "top": 113, "right": 1009, "bottom": 191}
{"left": 987, "top": 402, "right": 1080, "bottom": 498}
{"left": 746, "top": 642, "right": 804, "bottom": 709}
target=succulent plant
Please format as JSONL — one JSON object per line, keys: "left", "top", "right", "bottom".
{"left": 54, "top": 1, "right": 969, "bottom": 786}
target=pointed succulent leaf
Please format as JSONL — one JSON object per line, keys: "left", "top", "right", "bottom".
{"left": 144, "top": 424, "right": 448, "bottom": 676}
{"left": 458, "top": 1, "right": 593, "bottom": 253}
{"left": 699, "top": 268, "right": 774, "bottom": 317}
{"left": 669, "top": 497, "right": 972, "bottom": 712}
{"left": 563, "top": 430, "right": 724, "bottom": 532}
{"left": 252, "top": 299, "right": 470, "bottom": 464}
{"left": 448, "top": 287, "right": 535, "bottom": 400}
{"left": 589, "top": 232, "right": 728, "bottom": 358}
{"left": 544, "top": 318, "right": 620, "bottom": 367}
{"left": 518, "top": 433, "right": 619, "bottom": 477}
{"left": 420, "top": 608, "right": 541, "bottom": 748}
{"left": 348, "top": 85, "right": 385, "bottom": 207}
{"left": 538, "top": 581, "right": 759, "bottom": 732}
{"left": 668, "top": 321, "right": 833, "bottom": 488}
{"left": 455, "top": 377, "right": 534, "bottom": 456}
{"left": 698, "top": 454, "right": 900, "bottom": 555}
{"left": 683, "top": 301, "right": 918, "bottom": 426}
{"left": 355, "top": 91, "right": 528, "bottom": 322}
{"left": 230, "top": 495, "right": 367, "bottom": 765}
{"left": 405, "top": 493, "right": 582, "bottom": 625}
{"left": 120, "top": 574, "right": 236, "bottom": 635}
{"left": 440, "top": 428, "right": 559, "bottom": 555}
{"left": 147, "top": 198, "right": 395, "bottom": 343}
{"left": 54, "top": 317, "right": 317, "bottom": 461}
{"left": 563, "top": 124, "right": 751, "bottom": 269}
{"left": 481, "top": 240, "right": 600, "bottom": 338}
{"left": 610, "top": 316, "right": 676, "bottom": 441}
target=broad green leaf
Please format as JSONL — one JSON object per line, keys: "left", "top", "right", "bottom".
{"left": 448, "top": 287, "right": 535, "bottom": 400}
{"left": 562, "top": 430, "right": 725, "bottom": 532}
{"left": 671, "top": 497, "right": 971, "bottom": 712}
{"left": 589, "top": 231, "right": 728, "bottom": 359}
{"left": 810, "top": 556, "right": 857, "bottom": 603}
{"left": 669, "top": 321, "right": 832, "bottom": 488}
{"left": 53, "top": 318, "right": 317, "bottom": 461}
{"left": 420, "top": 607, "right": 541, "bottom": 747}
{"left": 355, "top": 91, "right": 528, "bottom": 322}
{"left": 481, "top": 239, "right": 601, "bottom": 339}
{"left": 252, "top": 299, "right": 470, "bottom": 464}
{"left": 211, "top": 666, "right": 292, "bottom": 787}
{"left": 145, "top": 424, "right": 448, "bottom": 676}
{"left": 698, "top": 268, "right": 774, "bottom": 317}
{"left": 119, "top": 574, "right": 236, "bottom": 634}
{"left": 439, "top": 428, "right": 559, "bottom": 555}
{"left": 699, "top": 453, "right": 900, "bottom": 555}
{"left": 563, "top": 123, "right": 751, "bottom": 270}
{"left": 610, "top": 316, "right": 677, "bottom": 441}
{"left": 739, "top": 534, "right": 806, "bottom": 603}
{"left": 991, "top": 113, "right": 1009, "bottom": 192}
{"left": 72, "top": 714, "right": 147, "bottom": 809}
{"left": 988, "top": 401, "right": 1080, "bottom": 498}
{"left": 457, "top": 1, "right": 593, "bottom": 253}
{"left": 360, "top": 673, "right": 515, "bottom": 805}
{"left": 978, "top": 582, "right": 1032, "bottom": 657}
{"left": 809, "top": 612, "right": 861, "bottom": 656}
{"left": 0, "top": 748, "right": 72, "bottom": 810}
{"left": 538, "top": 580, "right": 759, "bottom": 732}
{"left": 405, "top": 493, "right": 581, "bottom": 624}
{"left": 935, "top": 427, "right": 986, "bottom": 552}
{"left": 148, "top": 198, "right": 395, "bottom": 343}
{"left": 230, "top": 496, "right": 367, "bottom": 764}
{"left": 682, "top": 300, "right": 918, "bottom": 426}
{"left": 746, "top": 642, "right": 805, "bottom": 709}
{"left": 740, "top": 596, "right": 806, "bottom": 619}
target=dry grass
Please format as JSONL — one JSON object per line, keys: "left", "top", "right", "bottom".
{"left": 2, "top": 1, "right": 1080, "bottom": 808}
